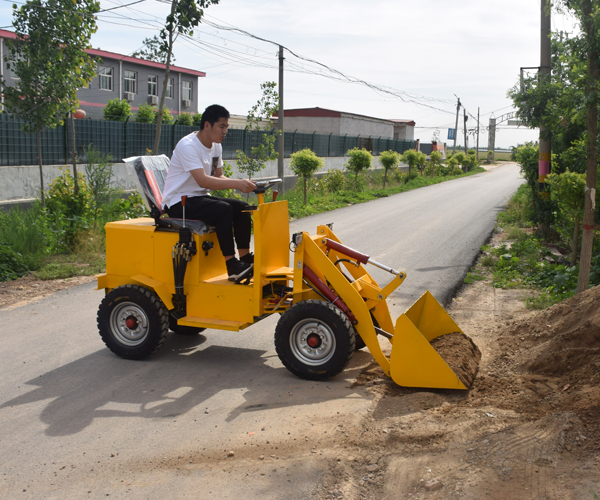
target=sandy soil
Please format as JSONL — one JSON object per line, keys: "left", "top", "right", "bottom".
{"left": 2, "top": 228, "right": 599, "bottom": 500}
{"left": 0, "top": 274, "right": 96, "bottom": 310}
{"left": 310, "top": 233, "right": 600, "bottom": 500}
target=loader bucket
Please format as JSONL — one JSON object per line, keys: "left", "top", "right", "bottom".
{"left": 389, "top": 291, "right": 480, "bottom": 390}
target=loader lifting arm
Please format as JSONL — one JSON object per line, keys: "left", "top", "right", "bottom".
{"left": 289, "top": 224, "right": 473, "bottom": 390}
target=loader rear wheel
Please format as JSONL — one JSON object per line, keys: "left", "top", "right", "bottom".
{"left": 97, "top": 285, "right": 168, "bottom": 359}
{"left": 275, "top": 300, "right": 356, "bottom": 381}
{"left": 169, "top": 314, "right": 206, "bottom": 335}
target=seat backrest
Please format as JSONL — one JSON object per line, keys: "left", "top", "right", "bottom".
{"left": 124, "top": 155, "right": 170, "bottom": 214}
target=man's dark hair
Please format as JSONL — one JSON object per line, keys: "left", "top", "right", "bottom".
{"left": 200, "top": 104, "right": 230, "bottom": 130}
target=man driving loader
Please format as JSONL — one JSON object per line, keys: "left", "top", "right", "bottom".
{"left": 161, "top": 104, "right": 256, "bottom": 282}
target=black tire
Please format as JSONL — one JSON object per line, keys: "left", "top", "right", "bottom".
{"left": 97, "top": 284, "right": 168, "bottom": 359}
{"left": 355, "top": 334, "right": 366, "bottom": 351}
{"left": 274, "top": 300, "right": 356, "bottom": 381}
{"left": 169, "top": 314, "right": 206, "bottom": 335}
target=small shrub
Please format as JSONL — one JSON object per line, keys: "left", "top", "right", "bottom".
{"left": 505, "top": 226, "right": 528, "bottom": 240}
{"left": 135, "top": 104, "right": 155, "bottom": 123}
{"left": 157, "top": 106, "right": 175, "bottom": 125}
{"left": 175, "top": 112, "right": 194, "bottom": 126}
{"left": 0, "top": 242, "right": 29, "bottom": 281}
{"left": 481, "top": 254, "right": 495, "bottom": 267}
{"left": 392, "top": 169, "right": 407, "bottom": 184}
{"left": 103, "top": 98, "right": 132, "bottom": 122}
{"left": 322, "top": 169, "right": 345, "bottom": 193}
{"left": 193, "top": 112, "right": 202, "bottom": 126}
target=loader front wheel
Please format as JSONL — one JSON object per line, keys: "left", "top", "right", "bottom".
{"left": 97, "top": 285, "right": 168, "bottom": 359}
{"left": 275, "top": 300, "right": 356, "bottom": 381}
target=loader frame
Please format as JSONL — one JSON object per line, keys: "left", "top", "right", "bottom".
{"left": 97, "top": 172, "right": 470, "bottom": 390}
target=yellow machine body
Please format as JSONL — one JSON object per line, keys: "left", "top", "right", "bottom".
{"left": 98, "top": 192, "right": 470, "bottom": 390}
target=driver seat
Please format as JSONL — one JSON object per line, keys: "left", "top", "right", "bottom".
{"left": 123, "top": 155, "right": 214, "bottom": 235}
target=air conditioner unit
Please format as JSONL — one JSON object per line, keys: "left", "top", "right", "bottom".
{"left": 149, "top": 95, "right": 159, "bottom": 105}
{"left": 124, "top": 92, "right": 134, "bottom": 102}
{"left": 182, "top": 99, "right": 191, "bottom": 108}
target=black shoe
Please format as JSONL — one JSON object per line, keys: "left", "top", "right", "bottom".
{"left": 240, "top": 252, "right": 254, "bottom": 265}
{"left": 226, "top": 258, "right": 253, "bottom": 282}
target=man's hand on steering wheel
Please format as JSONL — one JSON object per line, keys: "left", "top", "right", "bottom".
{"left": 236, "top": 179, "right": 256, "bottom": 194}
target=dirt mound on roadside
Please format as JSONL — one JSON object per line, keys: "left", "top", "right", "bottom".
{"left": 469, "top": 284, "right": 600, "bottom": 454}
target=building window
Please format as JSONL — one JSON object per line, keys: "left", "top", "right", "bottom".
{"left": 124, "top": 70, "right": 137, "bottom": 94}
{"left": 182, "top": 81, "right": 192, "bottom": 101}
{"left": 166, "top": 78, "right": 174, "bottom": 99}
{"left": 148, "top": 75, "right": 158, "bottom": 96}
{"left": 98, "top": 66, "right": 113, "bottom": 91}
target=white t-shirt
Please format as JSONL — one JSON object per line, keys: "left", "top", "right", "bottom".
{"left": 161, "top": 132, "right": 223, "bottom": 209}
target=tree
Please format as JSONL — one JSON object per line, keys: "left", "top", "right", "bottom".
{"left": 1, "top": 0, "right": 100, "bottom": 206}
{"left": 192, "top": 112, "right": 203, "bottom": 126}
{"left": 131, "top": 35, "right": 173, "bottom": 64}
{"left": 290, "top": 149, "right": 324, "bottom": 204}
{"left": 546, "top": 171, "right": 587, "bottom": 266}
{"left": 236, "top": 81, "right": 280, "bottom": 180}
{"left": 151, "top": 0, "right": 220, "bottom": 155}
{"left": 379, "top": 150, "right": 399, "bottom": 188}
{"left": 104, "top": 98, "right": 132, "bottom": 122}
{"left": 400, "top": 149, "right": 426, "bottom": 180}
{"left": 429, "top": 150, "right": 443, "bottom": 176}
{"left": 345, "top": 148, "right": 373, "bottom": 190}
{"left": 509, "top": 0, "right": 600, "bottom": 292}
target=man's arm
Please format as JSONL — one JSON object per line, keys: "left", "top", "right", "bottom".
{"left": 190, "top": 167, "right": 255, "bottom": 193}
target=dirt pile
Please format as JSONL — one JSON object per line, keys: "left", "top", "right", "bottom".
{"left": 466, "top": 284, "right": 600, "bottom": 454}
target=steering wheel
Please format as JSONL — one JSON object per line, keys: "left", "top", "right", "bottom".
{"left": 253, "top": 178, "right": 282, "bottom": 194}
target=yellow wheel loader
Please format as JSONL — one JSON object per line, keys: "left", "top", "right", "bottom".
{"left": 96, "top": 156, "right": 478, "bottom": 390}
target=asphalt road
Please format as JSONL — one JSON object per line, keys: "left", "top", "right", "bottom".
{"left": 0, "top": 163, "right": 523, "bottom": 499}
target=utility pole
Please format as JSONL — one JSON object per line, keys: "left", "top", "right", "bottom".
{"left": 488, "top": 118, "right": 496, "bottom": 162}
{"left": 476, "top": 107, "right": 480, "bottom": 161}
{"left": 463, "top": 109, "right": 468, "bottom": 154}
{"left": 539, "top": 0, "right": 551, "bottom": 199}
{"left": 277, "top": 45, "right": 285, "bottom": 190}
{"left": 453, "top": 96, "right": 460, "bottom": 153}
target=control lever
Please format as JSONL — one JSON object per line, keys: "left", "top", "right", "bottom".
{"left": 181, "top": 195, "right": 188, "bottom": 228}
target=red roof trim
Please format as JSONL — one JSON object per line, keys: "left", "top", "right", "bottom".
{"left": 273, "top": 107, "right": 341, "bottom": 118}
{"left": 0, "top": 29, "right": 206, "bottom": 77}
{"left": 87, "top": 49, "right": 206, "bottom": 77}
{"left": 390, "top": 119, "right": 416, "bottom": 126}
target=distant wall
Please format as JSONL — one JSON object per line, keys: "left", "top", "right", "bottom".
{"left": 0, "top": 155, "right": 403, "bottom": 209}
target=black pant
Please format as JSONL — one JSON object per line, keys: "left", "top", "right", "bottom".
{"left": 166, "top": 196, "right": 251, "bottom": 257}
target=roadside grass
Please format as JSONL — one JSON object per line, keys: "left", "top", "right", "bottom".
{"left": 476, "top": 151, "right": 512, "bottom": 162}
{"left": 477, "top": 183, "right": 600, "bottom": 309}
{"left": 282, "top": 166, "right": 485, "bottom": 220}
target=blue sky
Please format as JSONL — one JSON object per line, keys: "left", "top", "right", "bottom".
{"left": 1, "top": 0, "right": 579, "bottom": 148}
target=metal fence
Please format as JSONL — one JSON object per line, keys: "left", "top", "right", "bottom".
{"left": 0, "top": 113, "right": 416, "bottom": 166}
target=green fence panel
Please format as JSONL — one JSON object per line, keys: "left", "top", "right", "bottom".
{"left": 0, "top": 113, "right": 417, "bottom": 166}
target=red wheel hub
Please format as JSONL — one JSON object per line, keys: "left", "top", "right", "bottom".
{"left": 125, "top": 317, "right": 137, "bottom": 329}
{"left": 306, "top": 333, "right": 321, "bottom": 348}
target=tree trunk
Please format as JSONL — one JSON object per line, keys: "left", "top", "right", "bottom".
{"left": 383, "top": 170, "right": 387, "bottom": 189}
{"left": 36, "top": 128, "right": 45, "bottom": 208}
{"left": 303, "top": 176, "right": 307, "bottom": 205}
{"left": 576, "top": 0, "right": 599, "bottom": 294}
{"left": 70, "top": 112, "right": 79, "bottom": 195}
{"left": 571, "top": 215, "right": 580, "bottom": 267}
{"left": 152, "top": 0, "right": 177, "bottom": 155}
